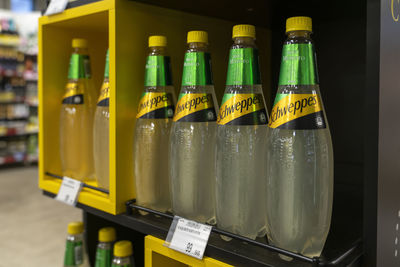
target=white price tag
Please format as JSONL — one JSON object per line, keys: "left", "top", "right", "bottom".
{"left": 165, "top": 216, "right": 212, "bottom": 259}
{"left": 45, "top": 0, "right": 69, "bottom": 15}
{"left": 55, "top": 176, "right": 83, "bottom": 206}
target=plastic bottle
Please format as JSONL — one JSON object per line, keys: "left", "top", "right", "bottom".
{"left": 216, "top": 25, "right": 269, "bottom": 240}
{"left": 133, "top": 36, "right": 175, "bottom": 213}
{"left": 266, "top": 16, "right": 334, "bottom": 258}
{"left": 169, "top": 31, "right": 218, "bottom": 223}
{"left": 111, "top": 241, "right": 135, "bottom": 267}
{"left": 60, "top": 38, "right": 96, "bottom": 181}
{"left": 64, "top": 222, "right": 89, "bottom": 267}
{"left": 95, "top": 227, "right": 116, "bottom": 267}
{"left": 94, "top": 49, "right": 110, "bottom": 189}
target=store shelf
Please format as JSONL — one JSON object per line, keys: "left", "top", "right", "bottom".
{"left": 38, "top": 0, "right": 271, "bottom": 215}
{"left": 0, "top": 153, "right": 26, "bottom": 166}
{"left": 0, "top": 130, "right": 38, "bottom": 137}
{"left": 43, "top": 186, "right": 362, "bottom": 267}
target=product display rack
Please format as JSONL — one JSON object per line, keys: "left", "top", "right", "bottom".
{"left": 0, "top": 21, "right": 38, "bottom": 167}
{"left": 39, "top": 0, "right": 399, "bottom": 266}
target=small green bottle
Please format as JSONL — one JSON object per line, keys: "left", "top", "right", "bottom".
{"left": 111, "top": 241, "right": 135, "bottom": 267}
{"left": 64, "top": 222, "right": 89, "bottom": 267}
{"left": 95, "top": 227, "right": 116, "bottom": 267}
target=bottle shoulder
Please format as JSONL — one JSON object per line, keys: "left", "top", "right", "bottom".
{"left": 284, "top": 37, "right": 314, "bottom": 45}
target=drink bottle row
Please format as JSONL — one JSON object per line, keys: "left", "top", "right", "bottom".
{"left": 63, "top": 222, "right": 135, "bottom": 267}
{"left": 59, "top": 17, "right": 334, "bottom": 258}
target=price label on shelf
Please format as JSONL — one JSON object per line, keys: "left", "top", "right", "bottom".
{"left": 164, "top": 216, "right": 212, "bottom": 260}
{"left": 45, "top": 0, "right": 69, "bottom": 16}
{"left": 55, "top": 176, "right": 83, "bottom": 206}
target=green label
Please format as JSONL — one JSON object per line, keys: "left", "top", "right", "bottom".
{"left": 278, "top": 43, "right": 318, "bottom": 85}
{"left": 144, "top": 55, "right": 172, "bottom": 86}
{"left": 64, "top": 240, "right": 83, "bottom": 266}
{"left": 68, "top": 54, "right": 91, "bottom": 79}
{"left": 95, "top": 247, "right": 112, "bottom": 267}
{"left": 226, "top": 48, "right": 260, "bottom": 85}
{"left": 181, "top": 52, "right": 212, "bottom": 86}
{"left": 104, "top": 49, "right": 109, "bottom": 79}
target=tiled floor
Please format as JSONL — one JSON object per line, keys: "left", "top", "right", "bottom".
{"left": 0, "top": 166, "right": 82, "bottom": 266}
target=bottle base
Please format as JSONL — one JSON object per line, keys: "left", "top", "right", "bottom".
{"left": 278, "top": 254, "right": 294, "bottom": 261}
{"left": 220, "top": 234, "right": 232, "bottom": 242}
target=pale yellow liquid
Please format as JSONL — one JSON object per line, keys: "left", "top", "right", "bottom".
{"left": 169, "top": 85, "right": 218, "bottom": 224}
{"left": 93, "top": 105, "right": 109, "bottom": 189}
{"left": 133, "top": 85, "right": 175, "bottom": 213}
{"left": 266, "top": 85, "right": 333, "bottom": 258}
{"left": 60, "top": 80, "right": 96, "bottom": 181}
{"left": 216, "top": 85, "right": 268, "bottom": 240}
{"left": 134, "top": 118, "right": 172, "bottom": 212}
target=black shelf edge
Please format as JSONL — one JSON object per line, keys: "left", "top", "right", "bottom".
{"left": 43, "top": 191, "right": 363, "bottom": 267}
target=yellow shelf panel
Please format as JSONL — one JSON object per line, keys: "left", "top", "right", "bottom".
{"left": 145, "top": 235, "right": 233, "bottom": 267}
{"left": 39, "top": 0, "right": 271, "bottom": 215}
{"left": 39, "top": 0, "right": 114, "bottom": 26}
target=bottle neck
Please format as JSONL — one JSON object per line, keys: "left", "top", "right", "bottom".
{"left": 67, "top": 233, "right": 83, "bottom": 242}
{"left": 187, "top": 42, "right": 208, "bottom": 52}
{"left": 226, "top": 37, "right": 260, "bottom": 86}
{"left": 68, "top": 48, "right": 90, "bottom": 80}
{"left": 181, "top": 42, "right": 212, "bottom": 87}
{"left": 73, "top": 47, "right": 88, "bottom": 55}
{"left": 232, "top": 37, "right": 256, "bottom": 48}
{"left": 112, "top": 256, "right": 132, "bottom": 265}
{"left": 98, "top": 241, "right": 112, "bottom": 250}
{"left": 149, "top": 46, "right": 166, "bottom": 56}
{"left": 144, "top": 46, "right": 171, "bottom": 87}
{"left": 286, "top": 30, "right": 311, "bottom": 39}
{"left": 279, "top": 30, "right": 318, "bottom": 86}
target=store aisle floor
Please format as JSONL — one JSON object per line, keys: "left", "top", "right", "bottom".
{"left": 0, "top": 166, "right": 82, "bottom": 267}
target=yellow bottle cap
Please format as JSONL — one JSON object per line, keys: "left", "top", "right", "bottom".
{"left": 114, "top": 240, "right": 133, "bottom": 258}
{"left": 187, "top": 31, "right": 208, "bottom": 43}
{"left": 72, "top": 38, "right": 88, "bottom": 48}
{"left": 67, "top": 222, "right": 84, "bottom": 235}
{"left": 232, "top": 24, "right": 256, "bottom": 39}
{"left": 149, "top": 35, "right": 167, "bottom": 47}
{"left": 286, "top": 16, "right": 312, "bottom": 33}
{"left": 98, "top": 227, "right": 116, "bottom": 243}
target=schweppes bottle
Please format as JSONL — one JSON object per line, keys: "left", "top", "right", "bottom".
{"left": 95, "top": 227, "right": 116, "bottom": 267}
{"left": 169, "top": 31, "right": 218, "bottom": 224}
{"left": 64, "top": 222, "right": 90, "bottom": 267}
{"left": 60, "top": 38, "right": 96, "bottom": 181}
{"left": 93, "top": 49, "right": 110, "bottom": 190}
{"left": 215, "top": 25, "right": 268, "bottom": 240}
{"left": 265, "top": 17, "right": 333, "bottom": 258}
{"left": 111, "top": 241, "right": 135, "bottom": 267}
{"left": 133, "top": 36, "right": 175, "bottom": 213}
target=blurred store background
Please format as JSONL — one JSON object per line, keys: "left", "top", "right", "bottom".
{"left": 0, "top": 2, "right": 82, "bottom": 266}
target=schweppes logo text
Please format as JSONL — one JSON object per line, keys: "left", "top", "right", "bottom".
{"left": 97, "top": 81, "right": 110, "bottom": 107}
{"left": 173, "top": 93, "right": 217, "bottom": 122}
{"left": 136, "top": 92, "right": 174, "bottom": 119}
{"left": 268, "top": 93, "right": 326, "bottom": 129}
{"left": 217, "top": 93, "right": 267, "bottom": 125}
{"left": 62, "top": 82, "right": 84, "bottom": 104}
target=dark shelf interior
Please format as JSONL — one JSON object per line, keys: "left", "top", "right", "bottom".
{"left": 44, "top": 190, "right": 362, "bottom": 267}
